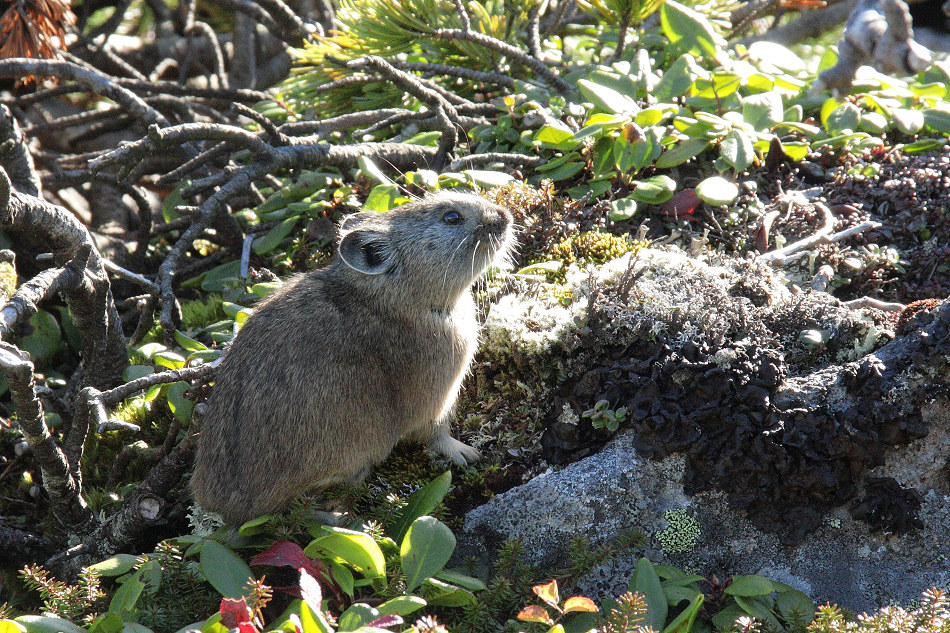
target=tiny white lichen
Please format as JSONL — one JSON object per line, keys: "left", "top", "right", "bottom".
{"left": 558, "top": 403, "right": 580, "bottom": 426}
{"left": 188, "top": 505, "right": 226, "bottom": 537}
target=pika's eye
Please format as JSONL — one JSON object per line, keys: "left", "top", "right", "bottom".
{"left": 441, "top": 211, "right": 463, "bottom": 225}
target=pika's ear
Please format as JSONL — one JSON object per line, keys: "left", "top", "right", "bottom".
{"left": 340, "top": 211, "right": 384, "bottom": 234}
{"left": 339, "top": 230, "right": 394, "bottom": 275}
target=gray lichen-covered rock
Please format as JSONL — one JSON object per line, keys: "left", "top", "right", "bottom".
{"left": 458, "top": 420, "right": 950, "bottom": 611}
{"left": 459, "top": 245, "right": 950, "bottom": 611}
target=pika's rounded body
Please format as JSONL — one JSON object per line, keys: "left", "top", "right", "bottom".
{"left": 191, "top": 192, "right": 513, "bottom": 524}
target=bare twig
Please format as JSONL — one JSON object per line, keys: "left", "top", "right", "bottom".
{"left": 428, "top": 28, "right": 572, "bottom": 95}
{"left": 843, "top": 296, "right": 905, "bottom": 311}
{"left": 756, "top": 203, "right": 836, "bottom": 265}
{"left": 0, "top": 59, "right": 169, "bottom": 128}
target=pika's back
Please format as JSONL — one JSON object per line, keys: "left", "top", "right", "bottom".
{"left": 192, "top": 192, "right": 513, "bottom": 524}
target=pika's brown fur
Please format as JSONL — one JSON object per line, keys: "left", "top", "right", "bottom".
{"left": 191, "top": 192, "right": 514, "bottom": 524}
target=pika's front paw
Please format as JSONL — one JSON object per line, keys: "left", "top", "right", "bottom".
{"left": 429, "top": 433, "right": 482, "bottom": 466}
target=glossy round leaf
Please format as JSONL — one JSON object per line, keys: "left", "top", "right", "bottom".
{"left": 724, "top": 574, "right": 774, "bottom": 596}
{"left": 198, "top": 539, "right": 255, "bottom": 599}
{"left": 400, "top": 516, "right": 455, "bottom": 591}
{"left": 695, "top": 177, "right": 739, "bottom": 206}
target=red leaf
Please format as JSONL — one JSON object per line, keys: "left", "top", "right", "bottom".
{"left": 250, "top": 541, "right": 310, "bottom": 568}
{"left": 238, "top": 623, "right": 259, "bottom": 633}
{"left": 368, "top": 615, "right": 404, "bottom": 629}
{"left": 661, "top": 189, "right": 702, "bottom": 218}
{"left": 220, "top": 597, "right": 253, "bottom": 629}
{"left": 250, "top": 541, "right": 326, "bottom": 579}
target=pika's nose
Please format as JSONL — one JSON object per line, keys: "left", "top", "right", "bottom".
{"left": 486, "top": 206, "right": 512, "bottom": 234}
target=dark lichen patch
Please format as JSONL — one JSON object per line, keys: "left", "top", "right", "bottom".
{"left": 849, "top": 477, "right": 924, "bottom": 534}
{"left": 479, "top": 249, "right": 949, "bottom": 544}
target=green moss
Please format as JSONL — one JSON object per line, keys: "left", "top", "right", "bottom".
{"left": 181, "top": 294, "right": 226, "bottom": 329}
{"left": 112, "top": 395, "right": 153, "bottom": 426}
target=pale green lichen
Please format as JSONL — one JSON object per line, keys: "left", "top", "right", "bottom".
{"left": 656, "top": 508, "right": 701, "bottom": 555}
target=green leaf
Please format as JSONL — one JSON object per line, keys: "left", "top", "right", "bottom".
{"left": 824, "top": 103, "right": 861, "bottom": 135}
{"left": 720, "top": 129, "right": 755, "bottom": 172}
{"left": 338, "top": 604, "right": 378, "bottom": 632}
{"left": 696, "top": 176, "right": 739, "bottom": 207}
{"left": 377, "top": 595, "right": 427, "bottom": 617}
{"left": 195, "top": 260, "right": 242, "bottom": 292}
{"left": 664, "top": 585, "right": 702, "bottom": 605}
{"left": 892, "top": 109, "right": 925, "bottom": 135}
{"left": 14, "top": 618, "right": 84, "bottom": 633}
{"left": 735, "top": 595, "right": 781, "bottom": 630}
{"left": 636, "top": 105, "right": 676, "bottom": 127}
{"left": 174, "top": 331, "right": 208, "bottom": 352}
{"left": 781, "top": 142, "right": 809, "bottom": 161}
{"left": 388, "top": 471, "right": 452, "bottom": 542}
{"left": 741, "top": 91, "right": 784, "bottom": 130}
{"left": 610, "top": 197, "right": 638, "bottom": 221}
{"left": 152, "top": 350, "right": 186, "bottom": 369}
{"left": 653, "top": 55, "right": 700, "bottom": 101}
{"left": 306, "top": 527, "right": 386, "bottom": 579}
{"left": 724, "top": 575, "right": 774, "bottom": 596}
{"left": 362, "top": 184, "right": 401, "bottom": 212}
{"left": 86, "top": 553, "right": 139, "bottom": 577}
{"left": 656, "top": 137, "right": 709, "bottom": 168}
{"left": 88, "top": 613, "right": 123, "bottom": 633}
{"left": 463, "top": 170, "right": 515, "bottom": 187}
{"left": 252, "top": 216, "right": 300, "bottom": 255}
{"left": 924, "top": 108, "right": 950, "bottom": 133}
{"left": 536, "top": 122, "right": 577, "bottom": 146}
{"left": 403, "top": 131, "right": 442, "bottom": 146}
{"left": 421, "top": 577, "right": 477, "bottom": 607}
{"left": 121, "top": 624, "right": 154, "bottom": 633}
{"left": 817, "top": 47, "right": 838, "bottom": 72}
{"left": 109, "top": 572, "right": 145, "bottom": 616}
{"left": 331, "top": 561, "right": 356, "bottom": 596}
{"left": 543, "top": 161, "right": 585, "bottom": 181}
{"left": 858, "top": 111, "right": 889, "bottom": 134}
{"left": 662, "top": 593, "right": 704, "bottom": 633}
{"left": 902, "top": 138, "right": 948, "bottom": 154}
{"left": 661, "top": 0, "right": 725, "bottom": 58}
{"left": 711, "top": 604, "right": 746, "bottom": 631}
{"left": 746, "top": 41, "right": 805, "bottom": 72}
{"left": 18, "top": 310, "right": 62, "bottom": 364}
{"left": 776, "top": 589, "right": 816, "bottom": 624}
{"left": 300, "top": 601, "right": 334, "bottom": 633}
{"left": 400, "top": 516, "right": 456, "bottom": 591}
{"left": 629, "top": 558, "right": 667, "bottom": 631}
{"left": 198, "top": 539, "right": 255, "bottom": 599}
{"left": 166, "top": 381, "right": 196, "bottom": 424}
{"left": 357, "top": 156, "right": 394, "bottom": 185}
{"left": 577, "top": 78, "right": 639, "bottom": 115}
{"left": 631, "top": 175, "right": 676, "bottom": 204}
{"left": 435, "top": 569, "right": 488, "bottom": 591}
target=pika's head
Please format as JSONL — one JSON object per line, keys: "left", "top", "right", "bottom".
{"left": 337, "top": 192, "right": 514, "bottom": 305}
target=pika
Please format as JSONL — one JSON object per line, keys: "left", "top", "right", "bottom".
{"left": 191, "top": 192, "right": 514, "bottom": 524}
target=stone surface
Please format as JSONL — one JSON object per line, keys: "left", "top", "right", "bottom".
{"left": 459, "top": 246, "right": 950, "bottom": 613}
{"left": 458, "top": 411, "right": 950, "bottom": 612}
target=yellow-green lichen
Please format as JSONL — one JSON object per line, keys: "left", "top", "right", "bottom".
{"left": 549, "top": 231, "right": 638, "bottom": 267}
{"left": 656, "top": 508, "right": 701, "bottom": 555}
{"left": 0, "top": 261, "right": 16, "bottom": 298}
